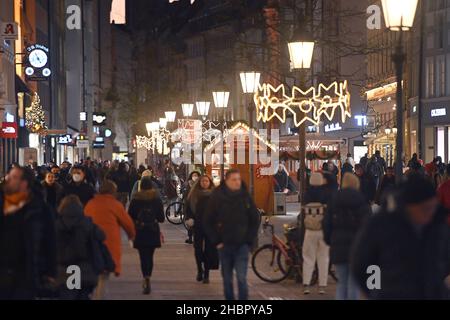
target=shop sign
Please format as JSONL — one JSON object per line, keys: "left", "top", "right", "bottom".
{"left": 0, "top": 122, "right": 18, "bottom": 139}
{"left": 1, "top": 22, "right": 19, "bottom": 40}
{"left": 431, "top": 108, "right": 447, "bottom": 117}
{"left": 324, "top": 123, "right": 342, "bottom": 132}
{"left": 76, "top": 139, "right": 90, "bottom": 149}
{"left": 57, "top": 134, "right": 73, "bottom": 145}
{"left": 93, "top": 112, "right": 107, "bottom": 126}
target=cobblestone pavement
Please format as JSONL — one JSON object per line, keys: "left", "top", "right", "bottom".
{"left": 107, "top": 202, "right": 336, "bottom": 300}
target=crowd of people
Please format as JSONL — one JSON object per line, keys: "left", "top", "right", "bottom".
{"left": 297, "top": 151, "right": 450, "bottom": 299}
{"left": 0, "top": 158, "right": 261, "bottom": 301}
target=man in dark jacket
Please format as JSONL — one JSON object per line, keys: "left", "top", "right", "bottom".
{"left": 351, "top": 174, "right": 450, "bottom": 300}
{"left": 63, "top": 166, "right": 96, "bottom": 207}
{"left": 0, "top": 166, "right": 57, "bottom": 300}
{"left": 204, "top": 169, "right": 260, "bottom": 300}
{"left": 355, "top": 164, "right": 376, "bottom": 204}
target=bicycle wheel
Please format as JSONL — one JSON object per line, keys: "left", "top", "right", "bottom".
{"left": 252, "top": 244, "right": 291, "bottom": 283}
{"left": 165, "top": 201, "right": 184, "bottom": 225}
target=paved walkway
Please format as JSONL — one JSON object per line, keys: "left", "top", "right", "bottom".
{"left": 107, "top": 205, "right": 336, "bottom": 300}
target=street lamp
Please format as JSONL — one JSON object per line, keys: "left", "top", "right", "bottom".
{"left": 182, "top": 103, "right": 194, "bottom": 118}
{"left": 165, "top": 111, "right": 177, "bottom": 123}
{"left": 196, "top": 86, "right": 211, "bottom": 120}
{"left": 288, "top": 19, "right": 315, "bottom": 205}
{"left": 240, "top": 69, "right": 261, "bottom": 197}
{"left": 212, "top": 76, "right": 230, "bottom": 180}
{"left": 159, "top": 117, "right": 168, "bottom": 129}
{"left": 239, "top": 71, "right": 261, "bottom": 94}
{"left": 381, "top": 0, "right": 418, "bottom": 183}
{"left": 146, "top": 122, "right": 159, "bottom": 136}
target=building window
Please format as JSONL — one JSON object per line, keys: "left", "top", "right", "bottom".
{"left": 437, "top": 56, "right": 446, "bottom": 97}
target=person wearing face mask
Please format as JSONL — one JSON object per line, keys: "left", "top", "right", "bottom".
{"left": 63, "top": 166, "right": 96, "bottom": 207}
{"left": 41, "top": 171, "right": 63, "bottom": 209}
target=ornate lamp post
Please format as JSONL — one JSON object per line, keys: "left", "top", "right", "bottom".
{"left": 288, "top": 20, "right": 315, "bottom": 204}
{"left": 240, "top": 70, "right": 261, "bottom": 197}
{"left": 381, "top": 0, "right": 418, "bottom": 183}
{"left": 196, "top": 86, "right": 211, "bottom": 168}
{"left": 212, "top": 76, "right": 230, "bottom": 180}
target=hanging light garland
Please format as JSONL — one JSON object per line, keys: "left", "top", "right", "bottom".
{"left": 253, "top": 80, "right": 351, "bottom": 127}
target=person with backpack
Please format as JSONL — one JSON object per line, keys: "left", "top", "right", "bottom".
{"left": 302, "top": 172, "right": 331, "bottom": 295}
{"left": 128, "top": 176, "right": 165, "bottom": 295}
{"left": 323, "top": 173, "right": 371, "bottom": 300}
{"left": 55, "top": 195, "right": 106, "bottom": 300}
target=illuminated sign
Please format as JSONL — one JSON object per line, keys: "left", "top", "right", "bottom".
{"left": 0, "top": 122, "right": 18, "bottom": 139}
{"left": 93, "top": 112, "right": 107, "bottom": 126}
{"left": 80, "top": 112, "right": 87, "bottom": 121}
{"left": 431, "top": 108, "right": 446, "bottom": 117}
{"left": 324, "top": 123, "right": 342, "bottom": 132}
{"left": 1, "top": 22, "right": 19, "bottom": 40}
{"left": 57, "top": 134, "right": 73, "bottom": 145}
{"left": 354, "top": 115, "right": 368, "bottom": 126}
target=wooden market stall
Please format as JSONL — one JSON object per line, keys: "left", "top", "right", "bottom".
{"left": 204, "top": 122, "right": 275, "bottom": 214}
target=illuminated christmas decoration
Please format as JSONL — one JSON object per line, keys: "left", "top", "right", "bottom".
{"left": 136, "top": 135, "right": 154, "bottom": 151}
{"left": 25, "top": 92, "right": 48, "bottom": 134}
{"left": 253, "top": 80, "right": 351, "bottom": 127}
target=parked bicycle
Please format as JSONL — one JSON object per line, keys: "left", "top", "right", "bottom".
{"left": 251, "top": 217, "right": 337, "bottom": 284}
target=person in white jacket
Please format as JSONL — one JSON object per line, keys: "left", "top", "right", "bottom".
{"left": 301, "top": 172, "right": 332, "bottom": 295}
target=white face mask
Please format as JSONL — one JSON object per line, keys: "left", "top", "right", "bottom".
{"left": 72, "top": 174, "right": 83, "bottom": 183}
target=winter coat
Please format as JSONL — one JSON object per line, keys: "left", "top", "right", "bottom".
{"left": 375, "top": 174, "right": 396, "bottom": 205}
{"left": 55, "top": 202, "right": 105, "bottom": 288}
{"left": 204, "top": 183, "right": 260, "bottom": 248}
{"left": 128, "top": 190, "right": 165, "bottom": 248}
{"left": 63, "top": 182, "right": 96, "bottom": 207}
{"left": 358, "top": 173, "right": 376, "bottom": 203}
{"left": 110, "top": 170, "right": 131, "bottom": 193}
{"left": 323, "top": 188, "right": 371, "bottom": 264}
{"left": 84, "top": 194, "right": 136, "bottom": 275}
{"left": 437, "top": 181, "right": 450, "bottom": 226}
{"left": 0, "top": 191, "right": 57, "bottom": 296}
{"left": 273, "top": 171, "right": 289, "bottom": 192}
{"left": 130, "top": 179, "right": 160, "bottom": 200}
{"left": 351, "top": 206, "right": 450, "bottom": 300}
{"left": 41, "top": 181, "right": 63, "bottom": 208}
{"left": 304, "top": 185, "right": 331, "bottom": 205}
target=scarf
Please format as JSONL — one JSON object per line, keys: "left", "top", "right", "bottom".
{"left": 3, "top": 192, "right": 29, "bottom": 216}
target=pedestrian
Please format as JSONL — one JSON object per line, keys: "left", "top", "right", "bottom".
{"left": 109, "top": 162, "right": 131, "bottom": 207}
{"left": 341, "top": 156, "right": 354, "bottom": 178}
{"left": 128, "top": 177, "right": 165, "bottom": 295}
{"left": 204, "top": 169, "right": 260, "bottom": 300}
{"left": 437, "top": 164, "right": 450, "bottom": 225}
{"left": 42, "top": 171, "right": 64, "bottom": 209}
{"left": 351, "top": 174, "right": 450, "bottom": 299}
{"left": 164, "top": 166, "right": 179, "bottom": 203}
{"left": 273, "top": 164, "right": 289, "bottom": 193}
{"left": 375, "top": 166, "right": 396, "bottom": 205}
{"left": 301, "top": 172, "right": 330, "bottom": 295}
{"left": 84, "top": 180, "right": 136, "bottom": 299}
{"left": 0, "top": 166, "right": 56, "bottom": 300}
{"left": 184, "top": 171, "right": 201, "bottom": 244}
{"left": 55, "top": 195, "right": 105, "bottom": 300}
{"left": 354, "top": 164, "right": 376, "bottom": 204}
{"left": 366, "top": 152, "right": 385, "bottom": 189}
{"left": 185, "top": 175, "right": 218, "bottom": 283}
{"left": 63, "top": 165, "right": 96, "bottom": 207}
{"left": 359, "top": 153, "right": 368, "bottom": 170}
{"left": 425, "top": 156, "right": 446, "bottom": 188}
{"left": 130, "top": 169, "right": 160, "bottom": 199}
{"left": 323, "top": 173, "right": 371, "bottom": 300}
{"left": 407, "top": 153, "right": 420, "bottom": 169}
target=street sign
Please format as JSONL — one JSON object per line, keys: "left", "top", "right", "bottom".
{"left": 1, "top": 22, "right": 19, "bottom": 40}
{"left": 76, "top": 140, "right": 90, "bottom": 149}
{"left": 0, "top": 122, "right": 18, "bottom": 139}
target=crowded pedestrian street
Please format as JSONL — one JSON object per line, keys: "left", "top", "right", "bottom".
{"left": 0, "top": 0, "right": 449, "bottom": 309}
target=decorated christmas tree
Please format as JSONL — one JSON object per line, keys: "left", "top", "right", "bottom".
{"left": 26, "top": 92, "right": 48, "bottom": 134}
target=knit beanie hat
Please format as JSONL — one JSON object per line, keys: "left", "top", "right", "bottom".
{"left": 399, "top": 174, "right": 436, "bottom": 204}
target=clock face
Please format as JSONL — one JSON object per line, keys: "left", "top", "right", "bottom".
{"left": 28, "top": 49, "right": 48, "bottom": 68}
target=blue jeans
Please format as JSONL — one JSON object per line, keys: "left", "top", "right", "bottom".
{"left": 219, "top": 244, "right": 249, "bottom": 300}
{"left": 335, "top": 264, "right": 359, "bottom": 300}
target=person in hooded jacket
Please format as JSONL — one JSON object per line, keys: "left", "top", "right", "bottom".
{"left": 62, "top": 165, "right": 96, "bottom": 207}
{"left": 128, "top": 177, "right": 165, "bottom": 295}
{"left": 323, "top": 173, "right": 371, "bottom": 300}
{"left": 185, "top": 175, "right": 218, "bottom": 283}
{"left": 55, "top": 195, "right": 105, "bottom": 300}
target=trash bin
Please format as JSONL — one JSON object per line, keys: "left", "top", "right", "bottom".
{"left": 274, "top": 192, "right": 286, "bottom": 215}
